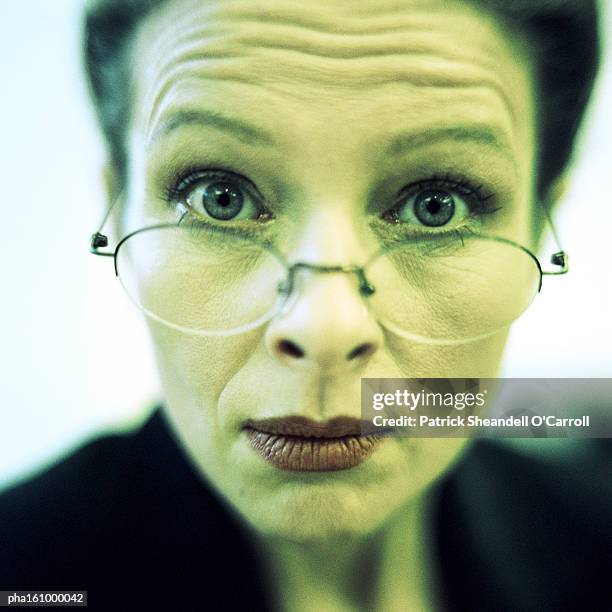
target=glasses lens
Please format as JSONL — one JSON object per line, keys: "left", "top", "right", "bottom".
{"left": 366, "top": 234, "right": 541, "bottom": 343}
{"left": 116, "top": 225, "right": 287, "bottom": 335}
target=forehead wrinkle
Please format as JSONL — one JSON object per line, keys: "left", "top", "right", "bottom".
{"left": 140, "top": 8, "right": 513, "bottom": 86}
{"left": 137, "top": 0, "right": 522, "bottom": 88}
{"left": 190, "top": 9, "right": 494, "bottom": 39}
{"left": 147, "top": 18, "right": 508, "bottom": 83}
{"left": 174, "top": 31, "right": 498, "bottom": 65}
{"left": 134, "top": 0, "right": 530, "bottom": 152}
{"left": 138, "top": 24, "right": 520, "bottom": 129}
{"left": 144, "top": 52, "right": 518, "bottom": 130}
{"left": 156, "top": 0, "right": 494, "bottom": 39}
{"left": 157, "top": 28, "right": 470, "bottom": 61}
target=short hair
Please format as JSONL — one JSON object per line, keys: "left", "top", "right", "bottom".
{"left": 83, "top": 0, "right": 600, "bottom": 199}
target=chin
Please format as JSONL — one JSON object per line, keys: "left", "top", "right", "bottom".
{"left": 226, "top": 440, "right": 465, "bottom": 541}
{"left": 236, "top": 479, "right": 404, "bottom": 541}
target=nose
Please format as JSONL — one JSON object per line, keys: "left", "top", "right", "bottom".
{"left": 265, "top": 267, "right": 383, "bottom": 372}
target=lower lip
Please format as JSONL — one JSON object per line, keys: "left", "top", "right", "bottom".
{"left": 245, "top": 429, "right": 381, "bottom": 471}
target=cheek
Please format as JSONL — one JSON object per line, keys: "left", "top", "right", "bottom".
{"left": 147, "top": 321, "right": 266, "bottom": 462}
{"left": 384, "top": 332, "right": 509, "bottom": 378}
{"left": 147, "top": 322, "right": 268, "bottom": 492}
{"left": 149, "top": 322, "right": 261, "bottom": 398}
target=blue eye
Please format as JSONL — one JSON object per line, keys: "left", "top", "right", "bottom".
{"left": 186, "top": 177, "right": 260, "bottom": 221}
{"left": 169, "top": 169, "right": 265, "bottom": 222}
{"left": 411, "top": 189, "right": 456, "bottom": 227}
{"left": 393, "top": 187, "right": 469, "bottom": 228}
{"left": 198, "top": 181, "right": 246, "bottom": 220}
{"left": 384, "top": 174, "right": 498, "bottom": 230}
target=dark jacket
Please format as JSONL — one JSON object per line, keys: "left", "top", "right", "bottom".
{"left": 1, "top": 410, "right": 610, "bottom": 611}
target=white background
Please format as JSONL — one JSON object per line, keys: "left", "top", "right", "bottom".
{"left": 0, "top": 1, "right": 610, "bottom": 488}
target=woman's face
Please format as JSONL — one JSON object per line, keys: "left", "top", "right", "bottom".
{"left": 123, "top": 0, "right": 535, "bottom": 539}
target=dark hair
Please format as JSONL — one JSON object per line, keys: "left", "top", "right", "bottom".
{"left": 83, "top": 0, "right": 600, "bottom": 199}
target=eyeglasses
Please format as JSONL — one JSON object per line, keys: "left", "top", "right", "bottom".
{"left": 90, "top": 204, "right": 568, "bottom": 345}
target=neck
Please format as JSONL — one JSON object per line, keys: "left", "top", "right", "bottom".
{"left": 256, "top": 491, "right": 436, "bottom": 612}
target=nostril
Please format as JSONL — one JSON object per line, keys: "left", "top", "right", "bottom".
{"left": 277, "top": 339, "right": 306, "bottom": 359}
{"left": 346, "top": 343, "right": 375, "bottom": 361}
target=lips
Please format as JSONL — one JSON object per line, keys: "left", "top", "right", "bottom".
{"left": 244, "top": 416, "right": 381, "bottom": 471}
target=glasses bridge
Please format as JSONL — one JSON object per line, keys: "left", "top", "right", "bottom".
{"left": 280, "top": 262, "right": 376, "bottom": 298}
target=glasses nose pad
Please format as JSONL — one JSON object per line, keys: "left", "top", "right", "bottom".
{"left": 276, "top": 278, "right": 291, "bottom": 297}
{"left": 275, "top": 277, "right": 294, "bottom": 311}
{"left": 356, "top": 269, "right": 376, "bottom": 297}
{"left": 274, "top": 269, "right": 304, "bottom": 317}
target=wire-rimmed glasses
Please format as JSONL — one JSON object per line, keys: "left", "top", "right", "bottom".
{"left": 90, "top": 205, "right": 568, "bottom": 345}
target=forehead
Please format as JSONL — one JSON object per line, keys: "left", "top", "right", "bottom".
{"left": 131, "top": 0, "right": 533, "bottom": 174}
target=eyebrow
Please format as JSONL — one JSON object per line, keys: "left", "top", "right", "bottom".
{"left": 149, "top": 109, "right": 275, "bottom": 146}
{"left": 385, "top": 125, "right": 514, "bottom": 159}
{"left": 150, "top": 111, "right": 513, "bottom": 165}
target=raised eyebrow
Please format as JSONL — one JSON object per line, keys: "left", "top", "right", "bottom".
{"left": 385, "top": 125, "right": 515, "bottom": 162}
{"left": 149, "top": 109, "right": 275, "bottom": 146}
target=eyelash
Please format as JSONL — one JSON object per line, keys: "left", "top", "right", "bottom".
{"left": 161, "top": 168, "right": 500, "bottom": 224}
{"left": 393, "top": 173, "right": 496, "bottom": 212}
{"left": 163, "top": 166, "right": 265, "bottom": 207}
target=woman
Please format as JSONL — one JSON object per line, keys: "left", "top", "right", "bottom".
{"left": 1, "top": 0, "right": 608, "bottom": 610}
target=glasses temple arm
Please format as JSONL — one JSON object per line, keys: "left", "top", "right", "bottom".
{"left": 89, "top": 193, "right": 123, "bottom": 257}
{"left": 542, "top": 203, "right": 569, "bottom": 275}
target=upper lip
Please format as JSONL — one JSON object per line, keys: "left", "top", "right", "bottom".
{"left": 244, "top": 416, "right": 365, "bottom": 438}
